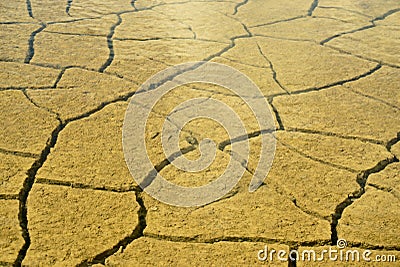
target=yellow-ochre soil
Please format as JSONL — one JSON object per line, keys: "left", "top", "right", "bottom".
{"left": 1, "top": 0, "right": 399, "bottom": 266}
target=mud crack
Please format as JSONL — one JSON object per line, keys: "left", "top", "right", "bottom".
{"left": 24, "top": 23, "right": 47, "bottom": 64}
{"left": 26, "top": 0, "right": 33, "bottom": 18}
{"left": 330, "top": 132, "right": 400, "bottom": 246}
{"left": 76, "top": 190, "right": 147, "bottom": 266}
{"left": 307, "top": 0, "right": 319, "bottom": 16}
{"left": 232, "top": 0, "right": 248, "bottom": 15}
{"left": 14, "top": 120, "right": 63, "bottom": 266}
{"left": 99, "top": 14, "right": 123, "bottom": 73}
{"left": 65, "top": 0, "right": 73, "bottom": 16}
{"left": 320, "top": 8, "right": 400, "bottom": 45}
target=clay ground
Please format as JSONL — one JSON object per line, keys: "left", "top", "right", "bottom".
{"left": 1, "top": 0, "right": 400, "bottom": 266}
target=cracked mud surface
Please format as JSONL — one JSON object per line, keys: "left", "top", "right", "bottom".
{"left": 0, "top": 0, "right": 399, "bottom": 266}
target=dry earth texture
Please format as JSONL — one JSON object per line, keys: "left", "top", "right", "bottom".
{"left": 0, "top": 0, "right": 399, "bottom": 266}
